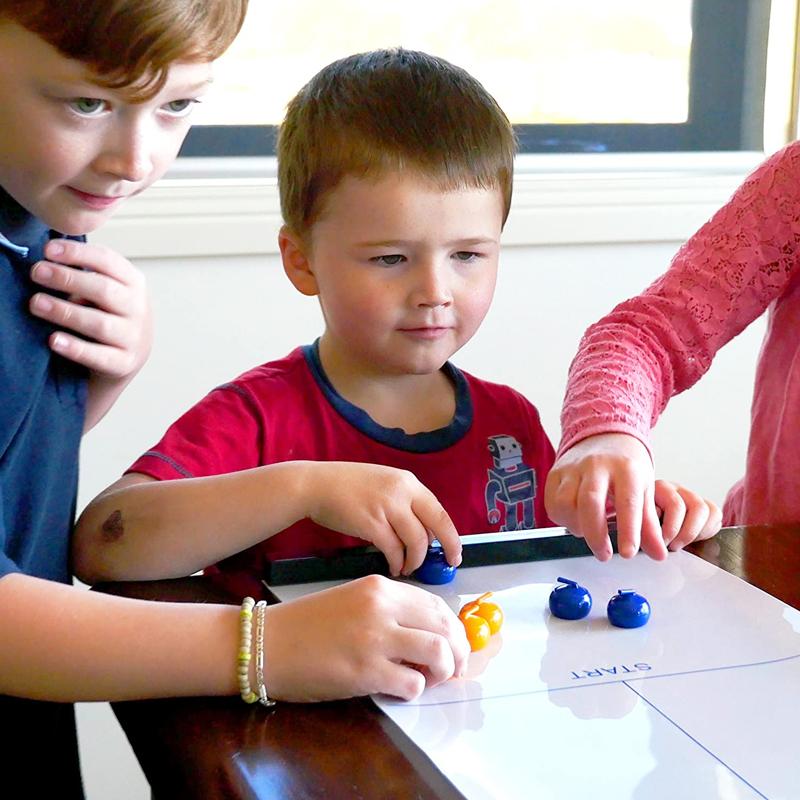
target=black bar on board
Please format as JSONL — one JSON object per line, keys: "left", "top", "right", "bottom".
{"left": 263, "top": 531, "right": 620, "bottom": 586}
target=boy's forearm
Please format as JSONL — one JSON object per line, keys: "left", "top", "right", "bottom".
{"left": 83, "top": 372, "right": 136, "bottom": 432}
{"left": 0, "top": 573, "right": 240, "bottom": 702}
{"left": 73, "top": 462, "right": 319, "bottom": 583}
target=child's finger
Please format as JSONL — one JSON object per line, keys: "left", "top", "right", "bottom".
{"left": 376, "top": 661, "right": 428, "bottom": 701}
{"left": 386, "top": 513, "right": 430, "bottom": 575}
{"left": 668, "top": 488, "right": 710, "bottom": 550}
{"left": 373, "top": 524, "right": 405, "bottom": 577}
{"left": 544, "top": 469, "right": 580, "bottom": 532}
{"left": 31, "top": 262, "right": 132, "bottom": 316}
{"left": 43, "top": 239, "right": 136, "bottom": 284}
{"left": 394, "top": 588, "right": 469, "bottom": 674}
{"left": 697, "top": 500, "right": 723, "bottom": 540}
{"left": 46, "top": 332, "right": 131, "bottom": 377}
{"left": 411, "top": 494, "right": 461, "bottom": 567}
{"left": 389, "top": 628, "right": 457, "bottom": 692}
{"left": 30, "top": 293, "right": 128, "bottom": 347}
{"left": 576, "top": 472, "right": 613, "bottom": 560}
{"left": 638, "top": 483, "right": 668, "bottom": 560}
{"left": 608, "top": 470, "right": 649, "bottom": 559}
{"left": 655, "top": 482, "right": 686, "bottom": 546}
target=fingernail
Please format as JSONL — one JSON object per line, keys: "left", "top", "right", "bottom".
{"left": 47, "top": 242, "right": 64, "bottom": 257}
{"left": 33, "top": 263, "right": 53, "bottom": 280}
{"left": 33, "top": 294, "right": 53, "bottom": 312}
{"left": 51, "top": 333, "right": 68, "bottom": 352}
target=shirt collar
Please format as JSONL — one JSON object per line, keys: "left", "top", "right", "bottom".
{"left": 302, "top": 339, "right": 473, "bottom": 454}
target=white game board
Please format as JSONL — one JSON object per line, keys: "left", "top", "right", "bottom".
{"left": 270, "top": 550, "right": 800, "bottom": 799}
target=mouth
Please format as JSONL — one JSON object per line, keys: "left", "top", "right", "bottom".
{"left": 66, "top": 187, "right": 125, "bottom": 210}
{"left": 397, "top": 326, "right": 453, "bottom": 339}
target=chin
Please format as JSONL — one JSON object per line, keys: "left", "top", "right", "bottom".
{"left": 404, "top": 357, "right": 451, "bottom": 376}
{"left": 48, "top": 211, "right": 107, "bottom": 237}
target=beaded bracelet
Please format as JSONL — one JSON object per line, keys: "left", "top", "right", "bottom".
{"left": 254, "top": 600, "right": 276, "bottom": 708}
{"left": 237, "top": 597, "right": 258, "bottom": 704}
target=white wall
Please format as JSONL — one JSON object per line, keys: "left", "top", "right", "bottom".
{"left": 74, "top": 156, "right": 767, "bottom": 799}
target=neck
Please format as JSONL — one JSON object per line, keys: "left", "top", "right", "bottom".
{"left": 317, "top": 341, "right": 457, "bottom": 434}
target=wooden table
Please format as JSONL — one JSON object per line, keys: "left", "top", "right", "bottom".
{"left": 100, "top": 525, "right": 799, "bottom": 799}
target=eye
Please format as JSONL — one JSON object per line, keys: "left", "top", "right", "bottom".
{"left": 453, "top": 251, "right": 480, "bottom": 262}
{"left": 162, "top": 98, "right": 198, "bottom": 117}
{"left": 69, "top": 97, "right": 107, "bottom": 116}
{"left": 371, "top": 254, "right": 405, "bottom": 266}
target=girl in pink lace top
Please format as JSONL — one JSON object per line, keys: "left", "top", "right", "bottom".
{"left": 546, "top": 141, "right": 800, "bottom": 560}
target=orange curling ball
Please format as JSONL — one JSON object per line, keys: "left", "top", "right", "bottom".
{"left": 475, "top": 601, "right": 503, "bottom": 635}
{"left": 459, "top": 592, "right": 502, "bottom": 651}
{"left": 460, "top": 613, "right": 491, "bottom": 651}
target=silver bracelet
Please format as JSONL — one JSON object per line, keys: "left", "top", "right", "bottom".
{"left": 254, "top": 600, "right": 276, "bottom": 708}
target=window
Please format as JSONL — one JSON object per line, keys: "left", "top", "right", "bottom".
{"left": 180, "top": 0, "right": 770, "bottom": 157}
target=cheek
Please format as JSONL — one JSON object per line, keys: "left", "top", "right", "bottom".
{"left": 330, "top": 290, "right": 386, "bottom": 328}
{"left": 149, "top": 127, "right": 192, "bottom": 176}
{"left": 8, "top": 134, "right": 59, "bottom": 175}
{"left": 321, "top": 273, "right": 384, "bottom": 316}
{"left": 462, "top": 272, "right": 498, "bottom": 320}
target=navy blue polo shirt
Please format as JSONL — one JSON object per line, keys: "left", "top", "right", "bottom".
{"left": 0, "top": 188, "right": 88, "bottom": 798}
{"left": 0, "top": 188, "right": 87, "bottom": 584}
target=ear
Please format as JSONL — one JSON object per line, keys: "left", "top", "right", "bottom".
{"left": 279, "top": 225, "right": 319, "bottom": 297}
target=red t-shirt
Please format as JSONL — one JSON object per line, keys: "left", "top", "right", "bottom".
{"left": 128, "top": 344, "right": 555, "bottom": 594}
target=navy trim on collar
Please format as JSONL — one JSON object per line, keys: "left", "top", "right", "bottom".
{"left": 302, "top": 340, "right": 473, "bottom": 454}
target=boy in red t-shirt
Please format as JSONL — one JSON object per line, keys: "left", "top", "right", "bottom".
{"left": 77, "top": 49, "right": 717, "bottom": 703}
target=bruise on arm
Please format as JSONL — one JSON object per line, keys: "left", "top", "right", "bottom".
{"left": 100, "top": 510, "right": 124, "bottom": 542}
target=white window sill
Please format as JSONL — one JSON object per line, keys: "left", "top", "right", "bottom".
{"left": 163, "top": 151, "right": 764, "bottom": 180}
{"left": 91, "top": 151, "right": 766, "bottom": 259}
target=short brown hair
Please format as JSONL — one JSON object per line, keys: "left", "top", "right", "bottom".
{"left": 278, "top": 48, "right": 516, "bottom": 238}
{"left": 0, "top": 0, "right": 248, "bottom": 100}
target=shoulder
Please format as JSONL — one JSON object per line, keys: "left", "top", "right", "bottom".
{"left": 459, "top": 366, "right": 536, "bottom": 405}
{"left": 216, "top": 347, "right": 314, "bottom": 400}
{"left": 457, "top": 366, "right": 545, "bottom": 425}
{"left": 168, "top": 348, "right": 314, "bottom": 428}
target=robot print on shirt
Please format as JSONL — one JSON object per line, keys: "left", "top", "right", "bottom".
{"left": 485, "top": 434, "right": 537, "bottom": 531}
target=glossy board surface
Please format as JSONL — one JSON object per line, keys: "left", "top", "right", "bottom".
{"left": 273, "top": 549, "right": 800, "bottom": 799}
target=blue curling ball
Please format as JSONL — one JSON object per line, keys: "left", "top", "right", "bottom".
{"left": 607, "top": 589, "right": 651, "bottom": 628}
{"left": 549, "top": 577, "right": 592, "bottom": 620}
{"left": 414, "top": 542, "right": 457, "bottom": 585}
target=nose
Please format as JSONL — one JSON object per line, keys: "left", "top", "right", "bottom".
{"left": 412, "top": 259, "right": 453, "bottom": 308}
{"left": 94, "top": 122, "right": 152, "bottom": 183}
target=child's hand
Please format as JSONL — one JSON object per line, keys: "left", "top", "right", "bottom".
{"left": 654, "top": 479, "right": 722, "bottom": 550}
{"left": 545, "top": 433, "right": 666, "bottom": 561}
{"left": 262, "top": 575, "right": 470, "bottom": 701}
{"left": 305, "top": 462, "right": 462, "bottom": 576}
{"left": 29, "top": 238, "right": 152, "bottom": 381}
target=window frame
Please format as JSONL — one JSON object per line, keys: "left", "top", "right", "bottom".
{"left": 178, "top": 0, "right": 770, "bottom": 158}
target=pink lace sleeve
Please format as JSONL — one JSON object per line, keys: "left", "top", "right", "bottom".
{"left": 559, "top": 141, "right": 800, "bottom": 456}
